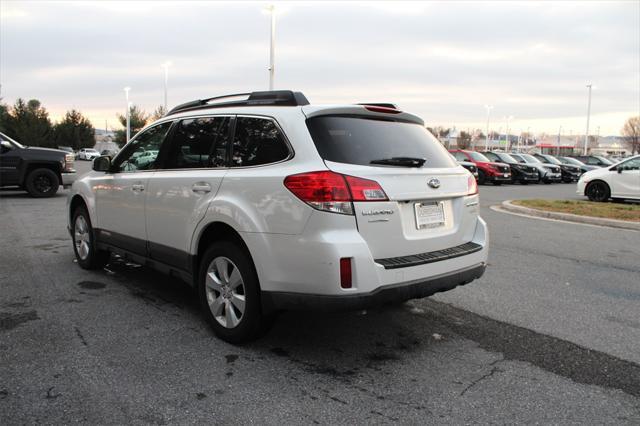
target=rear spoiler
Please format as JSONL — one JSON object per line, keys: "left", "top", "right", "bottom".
{"left": 301, "top": 105, "right": 424, "bottom": 126}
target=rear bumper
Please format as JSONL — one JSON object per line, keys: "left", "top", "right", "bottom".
{"left": 262, "top": 263, "right": 486, "bottom": 312}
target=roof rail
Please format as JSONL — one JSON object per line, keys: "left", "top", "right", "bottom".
{"left": 166, "top": 90, "right": 310, "bottom": 116}
{"left": 356, "top": 103, "right": 399, "bottom": 109}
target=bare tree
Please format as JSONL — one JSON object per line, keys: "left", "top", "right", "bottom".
{"left": 622, "top": 116, "right": 640, "bottom": 155}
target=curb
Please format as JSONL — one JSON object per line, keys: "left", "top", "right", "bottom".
{"left": 500, "top": 200, "right": 640, "bottom": 231}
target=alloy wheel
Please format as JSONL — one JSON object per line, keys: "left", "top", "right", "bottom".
{"left": 74, "top": 215, "right": 91, "bottom": 260}
{"left": 205, "top": 256, "right": 246, "bottom": 328}
{"left": 34, "top": 174, "right": 53, "bottom": 194}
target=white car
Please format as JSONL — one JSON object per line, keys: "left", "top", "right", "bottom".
{"left": 67, "top": 90, "right": 488, "bottom": 342}
{"left": 577, "top": 155, "right": 640, "bottom": 202}
{"left": 78, "top": 148, "right": 101, "bottom": 161}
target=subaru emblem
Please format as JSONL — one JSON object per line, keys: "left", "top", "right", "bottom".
{"left": 428, "top": 178, "right": 440, "bottom": 189}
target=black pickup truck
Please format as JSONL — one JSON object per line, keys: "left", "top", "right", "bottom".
{"left": 0, "top": 132, "right": 77, "bottom": 197}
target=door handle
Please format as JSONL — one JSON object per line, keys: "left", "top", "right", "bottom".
{"left": 132, "top": 183, "right": 145, "bottom": 192}
{"left": 192, "top": 182, "right": 212, "bottom": 193}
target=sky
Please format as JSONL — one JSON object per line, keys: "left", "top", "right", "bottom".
{"left": 1, "top": 0, "right": 639, "bottom": 136}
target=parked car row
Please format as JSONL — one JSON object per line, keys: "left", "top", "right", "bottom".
{"left": 449, "top": 149, "right": 627, "bottom": 187}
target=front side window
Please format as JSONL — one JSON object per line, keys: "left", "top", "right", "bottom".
{"left": 231, "top": 117, "right": 290, "bottom": 167}
{"left": 483, "top": 152, "right": 499, "bottom": 161}
{"left": 164, "top": 117, "right": 230, "bottom": 169}
{"left": 620, "top": 158, "right": 640, "bottom": 170}
{"left": 112, "top": 121, "right": 173, "bottom": 172}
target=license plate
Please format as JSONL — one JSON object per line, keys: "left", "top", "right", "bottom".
{"left": 503, "top": 173, "right": 509, "bottom": 177}
{"left": 415, "top": 202, "right": 445, "bottom": 229}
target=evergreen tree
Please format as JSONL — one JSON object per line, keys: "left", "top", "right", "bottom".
{"left": 5, "top": 99, "right": 54, "bottom": 147}
{"left": 151, "top": 105, "right": 167, "bottom": 121}
{"left": 54, "top": 109, "right": 95, "bottom": 150}
{"left": 114, "top": 104, "right": 149, "bottom": 146}
{"left": 0, "top": 100, "right": 10, "bottom": 134}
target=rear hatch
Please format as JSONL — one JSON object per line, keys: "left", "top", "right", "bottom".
{"left": 304, "top": 107, "right": 478, "bottom": 259}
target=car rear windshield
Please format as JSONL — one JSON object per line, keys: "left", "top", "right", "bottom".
{"left": 306, "top": 116, "right": 456, "bottom": 168}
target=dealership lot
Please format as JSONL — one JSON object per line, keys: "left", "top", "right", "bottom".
{"left": 1, "top": 163, "right": 639, "bottom": 423}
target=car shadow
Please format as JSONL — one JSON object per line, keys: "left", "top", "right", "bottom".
{"left": 0, "top": 188, "right": 69, "bottom": 199}
{"left": 100, "top": 255, "right": 446, "bottom": 374}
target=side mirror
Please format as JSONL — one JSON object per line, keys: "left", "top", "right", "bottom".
{"left": 93, "top": 155, "right": 112, "bottom": 172}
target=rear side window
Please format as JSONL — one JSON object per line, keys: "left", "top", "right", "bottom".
{"left": 164, "top": 117, "right": 230, "bottom": 169}
{"left": 231, "top": 117, "right": 290, "bottom": 167}
{"left": 306, "top": 116, "right": 456, "bottom": 168}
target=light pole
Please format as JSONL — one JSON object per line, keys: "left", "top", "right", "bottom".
{"left": 557, "top": 125, "right": 562, "bottom": 155}
{"left": 584, "top": 84, "right": 592, "bottom": 155}
{"left": 124, "top": 87, "right": 131, "bottom": 143}
{"left": 266, "top": 4, "right": 276, "bottom": 90}
{"left": 504, "top": 115, "right": 513, "bottom": 151}
{"left": 484, "top": 105, "right": 493, "bottom": 151}
{"left": 161, "top": 62, "right": 171, "bottom": 111}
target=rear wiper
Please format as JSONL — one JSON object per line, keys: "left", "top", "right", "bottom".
{"left": 370, "top": 157, "right": 426, "bottom": 167}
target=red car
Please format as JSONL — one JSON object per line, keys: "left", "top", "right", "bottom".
{"left": 449, "top": 149, "right": 511, "bottom": 185}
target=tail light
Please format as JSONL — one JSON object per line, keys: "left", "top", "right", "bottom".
{"left": 467, "top": 174, "right": 478, "bottom": 195}
{"left": 284, "top": 171, "right": 388, "bottom": 215}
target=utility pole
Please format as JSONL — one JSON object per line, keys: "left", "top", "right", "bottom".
{"left": 484, "top": 105, "right": 493, "bottom": 151}
{"left": 584, "top": 84, "right": 592, "bottom": 155}
{"left": 161, "top": 62, "right": 171, "bottom": 111}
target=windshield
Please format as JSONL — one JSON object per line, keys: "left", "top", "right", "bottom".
{"left": 595, "top": 156, "right": 613, "bottom": 165}
{"left": 468, "top": 151, "right": 491, "bottom": 162}
{"left": 560, "top": 156, "right": 584, "bottom": 166}
{"left": 306, "top": 116, "right": 456, "bottom": 168}
{"left": 520, "top": 154, "right": 542, "bottom": 163}
{"left": 510, "top": 154, "right": 526, "bottom": 163}
{"left": 0, "top": 132, "right": 25, "bottom": 149}
{"left": 542, "top": 155, "right": 562, "bottom": 165}
{"left": 496, "top": 153, "right": 518, "bottom": 164}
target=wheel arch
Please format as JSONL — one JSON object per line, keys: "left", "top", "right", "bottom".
{"left": 585, "top": 179, "right": 610, "bottom": 196}
{"left": 21, "top": 162, "right": 63, "bottom": 186}
{"left": 191, "top": 221, "right": 258, "bottom": 287}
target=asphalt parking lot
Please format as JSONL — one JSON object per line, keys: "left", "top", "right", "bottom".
{"left": 1, "top": 162, "right": 639, "bottom": 424}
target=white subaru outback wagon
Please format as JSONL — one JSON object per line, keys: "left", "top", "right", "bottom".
{"left": 68, "top": 91, "right": 488, "bottom": 342}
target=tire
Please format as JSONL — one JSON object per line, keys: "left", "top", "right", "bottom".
{"left": 586, "top": 181, "right": 610, "bottom": 202}
{"left": 477, "top": 170, "right": 486, "bottom": 185}
{"left": 543, "top": 178, "right": 552, "bottom": 184}
{"left": 72, "top": 206, "right": 110, "bottom": 269}
{"left": 198, "top": 241, "right": 269, "bottom": 343}
{"left": 520, "top": 180, "right": 528, "bottom": 185}
{"left": 25, "top": 168, "right": 59, "bottom": 198}
{"left": 492, "top": 181, "right": 502, "bottom": 186}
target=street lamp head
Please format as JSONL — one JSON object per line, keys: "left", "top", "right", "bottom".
{"left": 124, "top": 86, "right": 131, "bottom": 94}
{"left": 161, "top": 61, "right": 172, "bottom": 69}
